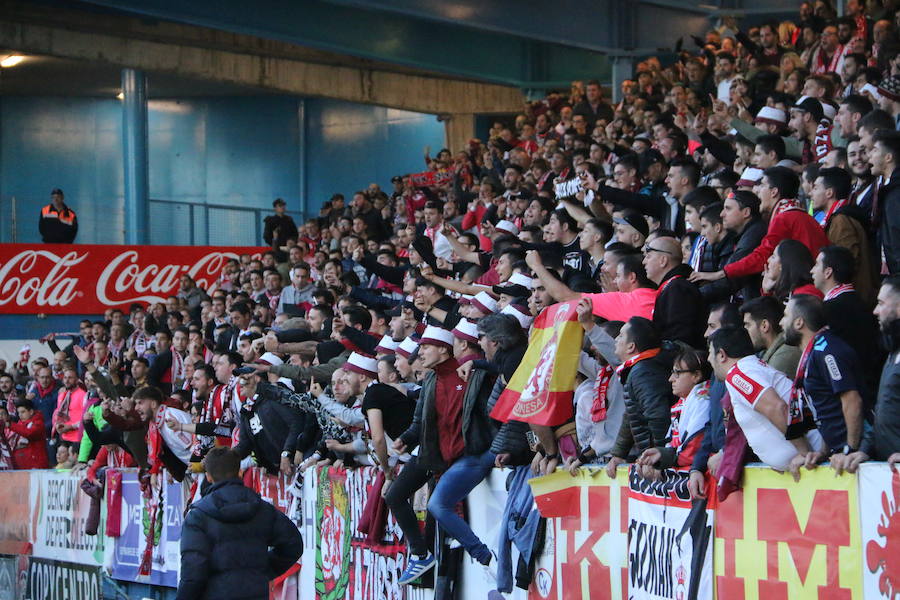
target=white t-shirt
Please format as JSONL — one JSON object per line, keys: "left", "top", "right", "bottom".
{"left": 724, "top": 357, "right": 822, "bottom": 470}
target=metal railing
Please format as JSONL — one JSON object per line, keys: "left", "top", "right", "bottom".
{"left": 149, "top": 198, "right": 307, "bottom": 247}
{"left": 1, "top": 196, "right": 306, "bottom": 246}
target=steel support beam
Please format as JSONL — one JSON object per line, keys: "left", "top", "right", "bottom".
{"left": 121, "top": 68, "right": 149, "bottom": 245}
{"left": 0, "top": 10, "right": 524, "bottom": 115}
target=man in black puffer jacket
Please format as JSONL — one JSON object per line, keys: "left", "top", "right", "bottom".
{"left": 605, "top": 317, "right": 675, "bottom": 477}
{"left": 176, "top": 447, "right": 303, "bottom": 600}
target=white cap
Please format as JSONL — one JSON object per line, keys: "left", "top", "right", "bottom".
{"left": 396, "top": 336, "right": 419, "bottom": 359}
{"left": 452, "top": 319, "right": 479, "bottom": 343}
{"left": 506, "top": 272, "right": 533, "bottom": 289}
{"left": 419, "top": 325, "right": 454, "bottom": 348}
{"left": 754, "top": 106, "right": 787, "bottom": 125}
{"left": 375, "top": 335, "right": 400, "bottom": 354}
{"left": 821, "top": 102, "right": 836, "bottom": 121}
{"left": 736, "top": 167, "right": 764, "bottom": 187}
{"left": 345, "top": 352, "right": 378, "bottom": 379}
{"left": 470, "top": 291, "right": 498, "bottom": 315}
{"left": 502, "top": 304, "right": 534, "bottom": 329}
{"left": 255, "top": 352, "right": 283, "bottom": 367}
{"left": 495, "top": 220, "right": 519, "bottom": 236}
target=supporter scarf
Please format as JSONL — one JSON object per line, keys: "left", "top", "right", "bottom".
{"left": 537, "top": 169, "right": 554, "bottom": 190}
{"left": 815, "top": 122, "right": 835, "bottom": 163}
{"left": 774, "top": 198, "right": 803, "bottom": 216}
{"left": 790, "top": 329, "right": 827, "bottom": 426}
{"left": 825, "top": 283, "right": 855, "bottom": 301}
{"left": 823, "top": 198, "right": 849, "bottom": 226}
{"left": 3, "top": 391, "right": 17, "bottom": 415}
{"left": 57, "top": 387, "right": 74, "bottom": 422}
{"left": 35, "top": 381, "right": 54, "bottom": 399}
{"left": 669, "top": 396, "right": 685, "bottom": 448}
{"left": 651, "top": 275, "right": 682, "bottom": 319}
{"left": 689, "top": 237, "right": 707, "bottom": 272}
{"left": 129, "top": 330, "right": 150, "bottom": 357}
{"left": 0, "top": 425, "right": 18, "bottom": 470}
{"left": 616, "top": 348, "right": 661, "bottom": 382}
{"left": 590, "top": 364, "right": 614, "bottom": 422}
{"left": 266, "top": 291, "right": 280, "bottom": 313}
{"left": 815, "top": 45, "right": 842, "bottom": 74}
{"left": 171, "top": 350, "right": 185, "bottom": 385}
{"left": 108, "top": 339, "right": 125, "bottom": 361}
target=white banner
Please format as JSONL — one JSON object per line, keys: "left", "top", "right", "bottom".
{"left": 627, "top": 468, "right": 714, "bottom": 600}
{"left": 858, "top": 463, "right": 900, "bottom": 600}
{"left": 30, "top": 470, "right": 105, "bottom": 567}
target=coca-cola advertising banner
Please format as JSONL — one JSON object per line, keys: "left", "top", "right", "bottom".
{"left": 0, "top": 244, "right": 267, "bottom": 314}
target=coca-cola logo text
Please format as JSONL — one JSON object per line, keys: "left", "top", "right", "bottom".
{"left": 0, "top": 250, "right": 86, "bottom": 307}
{"left": 0, "top": 244, "right": 265, "bottom": 313}
{"left": 96, "top": 251, "right": 236, "bottom": 305}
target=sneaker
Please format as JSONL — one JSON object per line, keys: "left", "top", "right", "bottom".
{"left": 398, "top": 553, "right": 436, "bottom": 585}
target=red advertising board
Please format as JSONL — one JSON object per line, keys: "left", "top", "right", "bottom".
{"left": 0, "top": 244, "right": 267, "bottom": 314}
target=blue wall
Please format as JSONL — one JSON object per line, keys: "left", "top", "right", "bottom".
{"left": 0, "top": 94, "right": 445, "bottom": 339}
{"left": 0, "top": 95, "right": 445, "bottom": 246}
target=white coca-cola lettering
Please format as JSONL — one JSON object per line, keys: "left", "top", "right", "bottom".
{"left": 187, "top": 253, "right": 232, "bottom": 290}
{"left": 97, "top": 251, "right": 238, "bottom": 305}
{"left": 0, "top": 250, "right": 85, "bottom": 307}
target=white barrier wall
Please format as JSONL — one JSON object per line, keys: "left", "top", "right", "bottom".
{"left": 0, "top": 463, "right": 898, "bottom": 599}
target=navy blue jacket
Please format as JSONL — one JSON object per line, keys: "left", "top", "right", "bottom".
{"left": 176, "top": 479, "right": 303, "bottom": 600}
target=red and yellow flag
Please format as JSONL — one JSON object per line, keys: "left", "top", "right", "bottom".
{"left": 490, "top": 300, "right": 583, "bottom": 427}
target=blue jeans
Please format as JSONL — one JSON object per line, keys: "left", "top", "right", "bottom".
{"left": 427, "top": 450, "right": 495, "bottom": 564}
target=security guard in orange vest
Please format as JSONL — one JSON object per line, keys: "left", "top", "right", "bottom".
{"left": 39, "top": 188, "right": 78, "bottom": 243}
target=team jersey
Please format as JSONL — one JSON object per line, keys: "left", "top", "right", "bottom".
{"left": 724, "top": 357, "right": 823, "bottom": 470}
{"left": 797, "top": 331, "right": 861, "bottom": 451}
{"left": 668, "top": 381, "right": 711, "bottom": 468}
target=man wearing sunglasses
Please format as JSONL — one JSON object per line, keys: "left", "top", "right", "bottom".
{"left": 643, "top": 236, "right": 706, "bottom": 348}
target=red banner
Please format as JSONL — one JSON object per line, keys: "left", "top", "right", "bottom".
{"left": 0, "top": 244, "right": 267, "bottom": 314}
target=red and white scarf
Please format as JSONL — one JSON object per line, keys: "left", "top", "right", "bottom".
{"left": 825, "top": 283, "right": 854, "bottom": 301}
{"left": 790, "top": 329, "right": 826, "bottom": 426}
{"left": 146, "top": 406, "right": 166, "bottom": 475}
{"left": 616, "top": 348, "right": 662, "bottom": 381}
{"left": 128, "top": 330, "right": 150, "bottom": 357}
{"left": 814, "top": 45, "right": 842, "bottom": 74}
{"left": 170, "top": 350, "right": 185, "bottom": 385}
{"left": 824, "top": 198, "right": 849, "bottom": 226}
{"left": 591, "top": 364, "right": 615, "bottom": 422}
{"left": 774, "top": 198, "right": 803, "bottom": 216}
{"left": 108, "top": 339, "right": 125, "bottom": 361}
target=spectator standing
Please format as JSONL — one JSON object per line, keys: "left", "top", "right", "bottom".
{"left": 8, "top": 400, "right": 49, "bottom": 469}
{"left": 385, "top": 326, "right": 466, "bottom": 584}
{"left": 834, "top": 276, "right": 900, "bottom": 472}
{"left": 39, "top": 188, "right": 78, "bottom": 243}
{"left": 262, "top": 198, "right": 298, "bottom": 247}
{"left": 572, "top": 80, "right": 614, "bottom": 126}
{"left": 176, "top": 447, "right": 303, "bottom": 600}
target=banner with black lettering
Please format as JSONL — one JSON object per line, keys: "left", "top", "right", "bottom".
{"left": 25, "top": 557, "right": 101, "bottom": 600}
{"left": 30, "top": 471, "right": 105, "bottom": 566}
{"left": 627, "top": 467, "right": 714, "bottom": 600}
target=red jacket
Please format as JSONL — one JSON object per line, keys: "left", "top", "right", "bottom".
{"left": 724, "top": 206, "right": 829, "bottom": 280}
{"left": 9, "top": 412, "right": 49, "bottom": 469}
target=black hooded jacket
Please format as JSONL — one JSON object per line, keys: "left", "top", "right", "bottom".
{"left": 176, "top": 479, "right": 303, "bottom": 600}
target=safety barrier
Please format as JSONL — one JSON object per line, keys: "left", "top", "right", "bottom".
{"left": 0, "top": 463, "right": 897, "bottom": 599}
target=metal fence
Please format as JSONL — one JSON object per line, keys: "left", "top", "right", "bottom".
{"left": 149, "top": 198, "right": 308, "bottom": 247}
{"left": 2, "top": 195, "right": 306, "bottom": 246}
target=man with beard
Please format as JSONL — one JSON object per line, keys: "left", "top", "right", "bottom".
{"left": 168, "top": 364, "right": 230, "bottom": 470}
{"left": 134, "top": 386, "right": 193, "bottom": 483}
{"left": 781, "top": 295, "right": 864, "bottom": 464}
{"left": 832, "top": 276, "right": 900, "bottom": 472}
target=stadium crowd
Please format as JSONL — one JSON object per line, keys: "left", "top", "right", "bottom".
{"left": 4, "top": 0, "right": 900, "bottom": 591}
